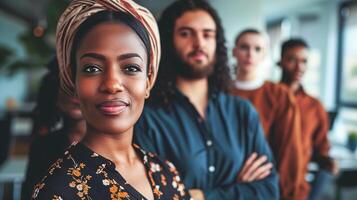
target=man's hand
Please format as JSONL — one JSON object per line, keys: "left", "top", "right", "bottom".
{"left": 237, "top": 152, "right": 273, "bottom": 182}
{"left": 189, "top": 189, "right": 205, "bottom": 200}
{"left": 331, "top": 159, "right": 339, "bottom": 175}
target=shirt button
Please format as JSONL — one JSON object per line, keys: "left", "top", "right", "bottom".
{"left": 208, "top": 165, "right": 215, "bottom": 173}
{"left": 206, "top": 140, "right": 213, "bottom": 146}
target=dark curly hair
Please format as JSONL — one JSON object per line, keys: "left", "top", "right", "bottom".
{"left": 31, "top": 56, "right": 61, "bottom": 136}
{"left": 149, "top": 0, "right": 232, "bottom": 106}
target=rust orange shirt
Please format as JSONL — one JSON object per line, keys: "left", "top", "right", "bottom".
{"left": 230, "top": 81, "right": 306, "bottom": 200}
{"left": 295, "top": 87, "right": 333, "bottom": 172}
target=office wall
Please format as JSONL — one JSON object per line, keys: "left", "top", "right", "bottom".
{"left": 209, "top": 0, "right": 264, "bottom": 49}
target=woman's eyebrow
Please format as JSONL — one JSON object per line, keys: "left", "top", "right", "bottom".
{"left": 80, "top": 52, "right": 143, "bottom": 62}
{"left": 118, "top": 53, "right": 143, "bottom": 61}
{"left": 80, "top": 53, "right": 105, "bottom": 61}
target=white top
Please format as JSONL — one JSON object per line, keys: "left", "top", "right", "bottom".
{"left": 234, "top": 78, "right": 265, "bottom": 90}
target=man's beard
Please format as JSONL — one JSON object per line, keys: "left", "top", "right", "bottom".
{"left": 173, "top": 51, "right": 215, "bottom": 80}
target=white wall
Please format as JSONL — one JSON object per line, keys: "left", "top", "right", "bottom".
{"left": 209, "top": 0, "right": 264, "bottom": 49}
{"left": 209, "top": 0, "right": 265, "bottom": 68}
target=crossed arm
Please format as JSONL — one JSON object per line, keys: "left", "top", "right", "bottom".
{"left": 189, "top": 153, "right": 274, "bottom": 200}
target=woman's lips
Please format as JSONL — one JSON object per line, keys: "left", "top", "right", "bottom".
{"left": 96, "top": 100, "right": 129, "bottom": 115}
{"left": 245, "top": 60, "right": 254, "bottom": 65}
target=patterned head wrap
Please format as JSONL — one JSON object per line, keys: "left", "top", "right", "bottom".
{"left": 56, "top": 0, "right": 160, "bottom": 96}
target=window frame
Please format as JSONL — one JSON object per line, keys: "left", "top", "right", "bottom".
{"left": 336, "top": 1, "right": 357, "bottom": 108}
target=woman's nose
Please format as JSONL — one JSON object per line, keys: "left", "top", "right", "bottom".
{"left": 100, "top": 69, "right": 124, "bottom": 94}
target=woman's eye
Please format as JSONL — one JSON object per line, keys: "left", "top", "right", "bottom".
{"left": 82, "top": 65, "right": 101, "bottom": 74}
{"left": 239, "top": 44, "right": 249, "bottom": 51}
{"left": 124, "top": 65, "right": 142, "bottom": 74}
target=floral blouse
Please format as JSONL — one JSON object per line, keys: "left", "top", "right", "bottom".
{"left": 31, "top": 143, "right": 191, "bottom": 200}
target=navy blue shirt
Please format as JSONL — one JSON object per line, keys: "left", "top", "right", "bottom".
{"left": 134, "top": 90, "right": 279, "bottom": 200}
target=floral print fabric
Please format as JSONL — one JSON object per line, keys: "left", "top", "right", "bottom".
{"left": 31, "top": 143, "right": 190, "bottom": 200}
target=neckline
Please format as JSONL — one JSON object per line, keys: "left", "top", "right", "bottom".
{"left": 72, "top": 143, "right": 156, "bottom": 200}
{"left": 234, "top": 79, "right": 265, "bottom": 90}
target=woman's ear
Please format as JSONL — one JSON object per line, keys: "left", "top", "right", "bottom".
{"left": 145, "top": 75, "right": 151, "bottom": 99}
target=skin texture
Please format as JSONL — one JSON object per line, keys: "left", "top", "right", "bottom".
{"left": 279, "top": 46, "right": 308, "bottom": 93}
{"left": 57, "top": 90, "right": 86, "bottom": 143}
{"left": 57, "top": 90, "right": 83, "bottom": 121}
{"left": 233, "top": 32, "right": 266, "bottom": 81}
{"left": 75, "top": 22, "right": 154, "bottom": 200}
{"left": 236, "top": 152, "right": 273, "bottom": 182}
{"left": 76, "top": 23, "right": 149, "bottom": 136}
{"left": 174, "top": 10, "right": 217, "bottom": 80}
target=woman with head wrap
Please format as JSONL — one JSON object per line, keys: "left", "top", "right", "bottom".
{"left": 31, "top": 0, "right": 190, "bottom": 199}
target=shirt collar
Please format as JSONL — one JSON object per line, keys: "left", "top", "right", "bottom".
{"left": 234, "top": 79, "right": 265, "bottom": 90}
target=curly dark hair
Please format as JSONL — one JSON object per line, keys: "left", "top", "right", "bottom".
{"left": 31, "top": 56, "right": 61, "bottom": 136}
{"left": 149, "top": 0, "right": 232, "bottom": 106}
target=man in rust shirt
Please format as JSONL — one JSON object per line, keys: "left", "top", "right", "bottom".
{"left": 230, "top": 29, "right": 305, "bottom": 200}
{"left": 279, "top": 38, "right": 338, "bottom": 199}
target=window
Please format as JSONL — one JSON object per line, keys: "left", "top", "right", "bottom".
{"left": 337, "top": 2, "right": 357, "bottom": 107}
{"left": 266, "top": 19, "right": 284, "bottom": 82}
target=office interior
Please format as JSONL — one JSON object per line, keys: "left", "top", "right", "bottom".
{"left": 0, "top": 0, "right": 357, "bottom": 199}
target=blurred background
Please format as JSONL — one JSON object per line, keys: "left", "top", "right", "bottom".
{"left": 0, "top": 0, "right": 357, "bottom": 199}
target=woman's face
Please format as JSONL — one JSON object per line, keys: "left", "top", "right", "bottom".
{"left": 57, "top": 90, "right": 83, "bottom": 121}
{"left": 233, "top": 33, "right": 266, "bottom": 74}
{"left": 75, "top": 22, "right": 149, "bottom": 135}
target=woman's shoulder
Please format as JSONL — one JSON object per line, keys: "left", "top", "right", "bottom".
{"left": 31, "top": 146, "right": 92, "bottom": 199}
{"left": 31, "top": 156, "right": 71, "bottom": 199}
